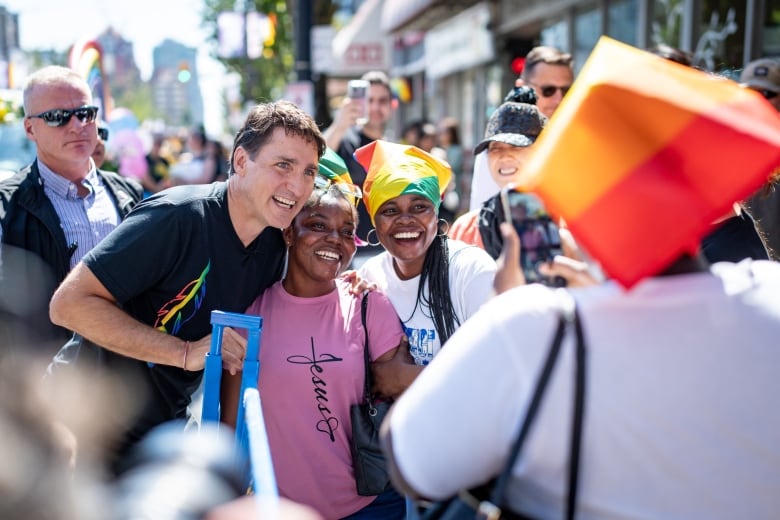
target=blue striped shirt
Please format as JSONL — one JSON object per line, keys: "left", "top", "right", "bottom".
{"left": 36, "top": 159, "right": 121, "bottom": 269}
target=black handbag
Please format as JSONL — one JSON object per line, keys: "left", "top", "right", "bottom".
{"left": 349, "top": 292, "right": 393, "bottom": 496}
{"left": 421, "top": 293, "right": 587, "bottom": 520}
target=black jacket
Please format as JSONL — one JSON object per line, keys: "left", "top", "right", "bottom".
{"left": 0, "top": 160, "right": 143, "bottom": 352}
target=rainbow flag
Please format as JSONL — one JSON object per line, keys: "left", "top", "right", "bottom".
{"left": 517, "top": 37, "right": 780, "bottom": 288}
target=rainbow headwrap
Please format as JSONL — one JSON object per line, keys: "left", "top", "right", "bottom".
{"left": 318, "top": 147, "right": 353, "bottom": 184}
{"left": 354, "top": 140, "right": 452, "bottom": 225}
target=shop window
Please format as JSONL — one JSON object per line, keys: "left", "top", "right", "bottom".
{"left": 653, "top": 0, "right": 748, "bottom": 73}
{"left": 608, "top": 0, "right": 639, "bottom": 46}
{"left": 762, "top": 1, "right": 780, "bottom": 55}
{"left": 575, "top": 7, "right": 602, "bottom": 70}
{"left": 652, "top": 0, "right": 684, "bottom": 49}
{"left": 541, "top": 19, "right": 569, "bottom": 51}
{"left": 695, "top": 0, "right": 745, "bottom": 73}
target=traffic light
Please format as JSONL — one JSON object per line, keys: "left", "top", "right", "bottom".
{"left": 177, "top": 62, "right": 191, "bottom": 83}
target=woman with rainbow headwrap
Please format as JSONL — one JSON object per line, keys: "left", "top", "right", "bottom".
{"left": 356, "top": 141, "right": 496, "bottom": 397}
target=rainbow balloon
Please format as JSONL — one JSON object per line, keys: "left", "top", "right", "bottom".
{"left": 69, "top": 39, "right": 112, "bottom": 122}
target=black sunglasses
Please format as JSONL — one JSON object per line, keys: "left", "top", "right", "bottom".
{"left": 98, "top": 127, "right": 109, "bottom": 140}
{"left": 27, "top": 105, "right": 99, "bottom": 127}
{"left": 533, "top": 85, "right": 571, "bottom": 98}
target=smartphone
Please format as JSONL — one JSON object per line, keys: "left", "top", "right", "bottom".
{"left": 499, "top": 185, "right": 565, "bottom": 286}
{"left": 347, "top": 79, "right": 369, "bottom": 126}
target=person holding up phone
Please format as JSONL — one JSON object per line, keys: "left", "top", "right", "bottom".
{"left": 323, "top": 71, "right": 397, "bottom": 262}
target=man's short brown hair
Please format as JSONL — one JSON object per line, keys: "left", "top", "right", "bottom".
{"left": 229, "top": 100, "right": 326, "bottom": 174}
{"left": 521, "top": 46, "right": 574, "bottom": 81}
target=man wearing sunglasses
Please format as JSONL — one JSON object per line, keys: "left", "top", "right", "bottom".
{"left": 516, "top": 46, "right": 574, "bottom": 119}
{"left": 742, "top": 57, "right": 780, "bottom": 260}
{"left": 0, "top": 66, "right": 142, "bottom": 353}
{"left": 469, "top": 47, "right": 574, "bottom": 212}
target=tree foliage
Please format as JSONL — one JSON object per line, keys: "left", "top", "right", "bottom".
{"left": 201, "top": 0, "right": 295, "bottom": 104}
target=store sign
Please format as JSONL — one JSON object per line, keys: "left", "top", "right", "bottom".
{"left": 425, "top": 2, "right": 494, "bottom": 79}
{"left": 330, "top": 0, "right": 392, "bottom": 76}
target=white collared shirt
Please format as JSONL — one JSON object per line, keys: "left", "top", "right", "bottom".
{"left": 36, "top": 158, "right": 121, "bottom": 268}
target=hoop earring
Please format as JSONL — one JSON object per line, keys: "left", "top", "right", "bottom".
{"left": 365, "top": 228, "right": 381, "bottom": 247}
{"left": 438, "top": 218, "right": 450, "bottom": 236}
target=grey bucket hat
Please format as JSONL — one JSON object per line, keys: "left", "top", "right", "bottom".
{"left": 474, "top": 101, "right": 548, "bottom": 155}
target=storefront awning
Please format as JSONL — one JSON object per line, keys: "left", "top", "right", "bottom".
{"left": 381, "top": 0, "right": 483, "bottom": 33}
{"left": 381, "top": 0, "right": 436, "bottom": 33}
{"left": 425, "top": 2, "right": 494, "bottom": 79}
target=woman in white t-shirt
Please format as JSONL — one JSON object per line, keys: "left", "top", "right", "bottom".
{"left": 355, "top": 141, "right": 496, "bottom": 397}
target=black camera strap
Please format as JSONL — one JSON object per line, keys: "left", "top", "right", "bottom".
{"left": 490, "top": 291, "right": 587, "bottom": 520}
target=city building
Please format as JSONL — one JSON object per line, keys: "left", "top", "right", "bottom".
{"left": 151, "top": 39, "right": 203, "bottom": 128}
{"left": 0, "top": 5, "right": 19, "bottom": 88}
{"left": 95, "top": 27, "right": 142, "bottom": 101}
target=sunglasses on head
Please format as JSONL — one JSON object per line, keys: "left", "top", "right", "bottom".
{"left": 533, "top": 85, "right": 571, "bottom": 98}
{"left": 314, "top": 175, "right": 363, "bottom": 207}
{"left": 27, "top": 105, "right": 99, "bottom": 127}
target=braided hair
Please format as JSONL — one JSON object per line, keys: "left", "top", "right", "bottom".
{"left": 414, "top": 232, "right": 460, "bottom": 345}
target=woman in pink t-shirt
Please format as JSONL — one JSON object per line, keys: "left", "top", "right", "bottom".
{"left": 222, "top": 171, "right": 407, "bottom": 520}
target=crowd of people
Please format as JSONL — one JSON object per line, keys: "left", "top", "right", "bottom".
{"left": 1, "top": 39, "right": 779, "bottom": 520}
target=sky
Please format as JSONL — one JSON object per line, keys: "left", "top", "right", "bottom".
{"left": 4, "top": 0, "right": 228, "bottom": 134}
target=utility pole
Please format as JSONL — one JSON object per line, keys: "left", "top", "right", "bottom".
{"left": 295, "top": 0, "right": 312, "bottom": 82}
{"left": 242, "top": 0, "right": 255, "bottom": 104}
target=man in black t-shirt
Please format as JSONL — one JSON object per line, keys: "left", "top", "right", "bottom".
{"left": 49, "top": 101, "right": 326, "bottom": 473}
{"left": 324, "top": 71, "right": 395, "bottom": 256}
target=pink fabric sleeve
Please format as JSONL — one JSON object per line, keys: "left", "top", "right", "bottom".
{"left": 365, "top": 289, "right": 405, "bottom": 361}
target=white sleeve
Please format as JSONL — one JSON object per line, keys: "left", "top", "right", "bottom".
{"left": 449, "top": 242, "right": 497, "bottom": 321}
{"left": 387, "top": 286, "right": 556, "bottom": 499}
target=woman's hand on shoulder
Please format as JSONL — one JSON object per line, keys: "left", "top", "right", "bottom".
{"left": 340, "top": 270, "right": 377, "bottom": 295}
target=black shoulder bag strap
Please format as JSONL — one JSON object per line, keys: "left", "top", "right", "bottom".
{"left": 359, "top": 292, "right": 376, "bottom": 414}
{"left": 487, "top": 291, "right": 587, "bottom": 520}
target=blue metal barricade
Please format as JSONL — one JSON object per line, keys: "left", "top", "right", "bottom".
{"left": 200, "top": 310, "right": 278, "bottom": 500}
{"left": 243, "top": 387, "right": 280, "bottom": 508}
